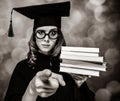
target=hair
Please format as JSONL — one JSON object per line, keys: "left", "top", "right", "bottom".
{"left": 27, "top": 28, "right": 66, "bottom": 68}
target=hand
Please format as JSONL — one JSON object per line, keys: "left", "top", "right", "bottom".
{"left": 70, "top": 73, "right": 90, "bottom": 87}
{"left": 29, "top": 69, "right": 66, "bottom": 98}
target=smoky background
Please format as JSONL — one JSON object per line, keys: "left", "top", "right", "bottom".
{"left": 0, "top": 0, "right": 120, "bottom": 101}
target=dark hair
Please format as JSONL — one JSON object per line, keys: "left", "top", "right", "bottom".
{"left": 27, "top": 28, "right": 66, "bottom": 68}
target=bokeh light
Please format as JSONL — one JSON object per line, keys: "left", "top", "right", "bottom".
{"left": 104, "top": 14, "right": 120, "bottom": 40}
{"left": 95, "top": 88, "right": 111, "bottom": 101}
{"left": 104, "top": 48, "right": 120, "bottom": 66}
{"left": 11, "top": 47, "right": 27, "bottom": 62}
{"left": 0, "top": 28, "right": 6, "bottom": 36}
{"left": 106, "top": 81, "right": 120, "bottom": 94}
{"left": 0, "top": 35, "right": 13, "bottom": 54}
{"left": 70, "top": 10, "right": 83, "bottom": 25}
{"left": 4, "top": 59, "right": 16, "bottom": 75}
{"left": 85, "top": 1, "right": 97, "bottom": 11}
{"left": 17, "top": 38, "right": 29, "bottom": 52}
{"left": 45, "top": 0, "right": 69, "bottom": 3}
{"left": 82, "top": 37, "right": 95, "bottom": 47}
{"left": 0, "top": 51, "right": 3, "bottom": 64}
{"left": 13, "top": 13, "right": 25, "bottom": 37}
{"left": 94, "top": 6, "right": 108, "bottom": 23}
{"left": 89, "top": 0, "right": 106, "bottom": 6}
{"left": 26, "top": 27, "right": 33, "bottom": 40}
{"left": 87, "top": 24, "right": 105, "bottom": 43}
{"left": 11, "top": 0, "right": 45, "bottom": 7}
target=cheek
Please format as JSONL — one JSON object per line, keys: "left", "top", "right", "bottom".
{"left": 36, "top": 39, "right": 42, "bottom": 47}
{"left": 50, "top": 40, "right": 57, "bottom": 47}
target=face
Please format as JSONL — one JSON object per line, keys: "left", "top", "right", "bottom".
{"left": 35, "top": 26, "right": 58, "bottom": 55}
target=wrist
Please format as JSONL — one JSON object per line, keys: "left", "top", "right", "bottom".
{"left": 22, "top": 84, "right": 37, "bottom": 101}
{"left": 28, "top": 81, "right": 37, "bottom": 96}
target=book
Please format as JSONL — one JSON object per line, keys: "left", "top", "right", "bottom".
{"left": 60, "top": 63, "right": 106, "bottom": 71}
{"left": 60, "top": 54, "right": 103, "bottom": 63}
{"left": 61, "top": 59, "right": 106, "bottom": 71}
{"left": 60, "top": 46, "right": 105, "bottom": 77}
{"left": 60, "top": 66, "right": 100, "bottom": 76}
{"left": 62, "top": 46, "right": 99, "bottom": 53}
{"left": 61, "top": 51, "right": 99, "bottom": 57}
{"left": 61, "top": 59, "right": 103, "bottom": 65}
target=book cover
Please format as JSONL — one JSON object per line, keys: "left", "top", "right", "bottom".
{"left": 60, "top": 63, "right": 106, "bottom": 71}
{"left": 60, "top": 54, "right": 103, "bottom": 63}
{"left": 61, "top": 51, "right": 99, "bottom": 57}
{"left": 60, "top": 66, "right": 100, "bottom": 76}
{"left": 62, "top": 46, "right": 99, "bottom": 53}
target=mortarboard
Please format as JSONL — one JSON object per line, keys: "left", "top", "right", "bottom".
{"left": 8, "top": 1, "right": 70, "bottom": 37}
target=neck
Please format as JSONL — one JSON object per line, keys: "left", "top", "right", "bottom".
{"left": 38, "top": 50, "right": 49, "bottom": 56}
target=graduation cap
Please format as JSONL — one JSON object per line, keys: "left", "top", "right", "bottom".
{"left": 8, "top": 1, "right": 70, "bottom": 37}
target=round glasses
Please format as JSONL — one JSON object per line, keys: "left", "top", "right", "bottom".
{"left": 35, "top": 29, "right": 59, "bottom": 39}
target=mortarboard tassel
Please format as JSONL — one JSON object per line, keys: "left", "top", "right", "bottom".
{"left": 8, "top": 9, "right": 14, "bottom": 37}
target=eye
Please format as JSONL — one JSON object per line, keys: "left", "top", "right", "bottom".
{"left": 36, "top": 30, "right": 45, "bottom": 39}
{"left": 49, "top": 30, "right": 58, "bottom": 39}
{"left": 51, "top": 31, "right": 57, "bottom": 36}
{"left": 37, "top": 30, "right": 45, "bottom": 35}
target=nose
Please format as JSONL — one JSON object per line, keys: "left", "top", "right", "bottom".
{"left": 44, "top": 35, "right": 49, "bottom": 42}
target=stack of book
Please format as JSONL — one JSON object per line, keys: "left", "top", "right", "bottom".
{"left": 60, "top": 46, "right": 106, "bottom": 77}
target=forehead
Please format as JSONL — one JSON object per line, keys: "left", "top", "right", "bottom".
{"left": 36, "top": 26, "right": 57, "bottom": 31}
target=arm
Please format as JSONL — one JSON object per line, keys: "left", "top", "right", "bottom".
{"left": 22, "top": 69, "right": 66, "bottom": 100}
{"left": 4, "top": 62, "right": 28, "bottom": 101}
{"left": 63, "top": 73, "right": 95, "bottom": 101}
{"left": 4, "top": 60, "right": 66, "bottom": 101}
{"left": 22, "top": 83, "right": 37, "bottom": 101}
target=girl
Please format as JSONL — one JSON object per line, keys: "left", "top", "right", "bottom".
{"left": 5, "top": 1, "right": 94, "bottom": 101}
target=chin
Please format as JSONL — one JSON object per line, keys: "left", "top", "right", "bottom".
{"left": 41, "top": 49, "right": 50, "bottom": 54}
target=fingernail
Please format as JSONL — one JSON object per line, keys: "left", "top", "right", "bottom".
{"left": 62, "top": 81, "right": 66, "bottom": 86}
{"left": 44, "top": 69, "right": 52, "bottom": 77}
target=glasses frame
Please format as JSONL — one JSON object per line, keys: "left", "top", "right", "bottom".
{"left": 35, "top": 29, "right": 59, "bottom": 39}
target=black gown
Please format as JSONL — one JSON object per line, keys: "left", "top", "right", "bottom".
{"left": 4, "top": 53, "right": 95, "bottom": 101}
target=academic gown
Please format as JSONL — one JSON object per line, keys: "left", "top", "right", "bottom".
{"left": 4, "top": 53, "right": 95, "bottom": 101}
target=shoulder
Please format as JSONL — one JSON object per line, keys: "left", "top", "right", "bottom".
{"left": 13, "top": 59, "right": 29, "bottom": 74}
{"left": 16, "top": 59, "right": 28, "bottom": 66}
{"left": 11, "top": 59, "right": 35, "bottom": 81}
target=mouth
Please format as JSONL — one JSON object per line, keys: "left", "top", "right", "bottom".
{"left": 42, "top": 44, "right": 50, "bottom": 48}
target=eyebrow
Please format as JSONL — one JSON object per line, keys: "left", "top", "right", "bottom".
{"left": 36, "top": 28, "right": 58, "bottom": 32}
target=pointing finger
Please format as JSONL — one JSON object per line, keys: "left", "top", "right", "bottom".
{"left": 36, "top": 69, "right": 52, "bottom": 81}
{"left": 51, "top": 73, "right": 66, "bottom": 86}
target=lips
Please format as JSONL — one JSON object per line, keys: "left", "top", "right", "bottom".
{"left": 42, "top": 44, "right": 50, "bottom": 48}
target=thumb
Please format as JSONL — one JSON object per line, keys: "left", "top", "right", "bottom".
{"left": 36, "top": 69, "right": 52, "bottom": 81}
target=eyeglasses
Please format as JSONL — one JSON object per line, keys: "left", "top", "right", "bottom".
{"left": 35, "top": 29, "right": 59, "bottom": 39}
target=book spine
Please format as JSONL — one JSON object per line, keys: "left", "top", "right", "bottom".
{"left": 60, "top": 67, "right": 100, "bottom": 76}
{"left": 62, "top": 46, "right": 99, "bottom": 53}
{"left": 61, "top": 59, "right": 104, "bottom": 65}
{"left": 60, "top": 54, "right": 103, "bottom": 63}
{"left": 61, "top": 51, "right": 99, "bottom": 57}
{"left": 60, "top": 63, "right": 106, "bottom": 71}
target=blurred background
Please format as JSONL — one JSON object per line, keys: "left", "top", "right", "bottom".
{"left": 0, "top": 0, "right": 120, "bottom": 101}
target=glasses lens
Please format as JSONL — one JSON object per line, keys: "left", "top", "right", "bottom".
{"left": 36, "top": 30, "right": 45, "bottom": 39}
{"left": 49, "top": 30, "right": 58, "bottom": 39}
{"left": 36, "top": 29, "right": 59, "bottom": 39}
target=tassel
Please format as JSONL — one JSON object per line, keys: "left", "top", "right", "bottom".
{"left": 8, "top": 9, "right": 14, "bottom": 37}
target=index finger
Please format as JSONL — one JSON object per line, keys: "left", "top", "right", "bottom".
{"left": 51, "top": 73, "right": 66, "bottom": 86}
{"left": 36, "top": 69, "right": 52, "bottom": 81}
